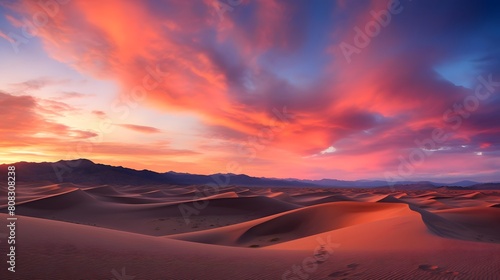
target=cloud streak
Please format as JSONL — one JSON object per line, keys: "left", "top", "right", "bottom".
{"left": 117, "top": 124, "right": 162, "bottom": 134}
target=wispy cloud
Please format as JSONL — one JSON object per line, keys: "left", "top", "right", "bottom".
{"left": 59, "top": 91, "right": 95, "bottom": 99}
{"left": 117, "top": 124, "right": 162, "bottom": 134}
{"left": 8, "top": 77, "right": 69, "bottom": 93}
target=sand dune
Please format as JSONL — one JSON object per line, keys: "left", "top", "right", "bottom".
{"left": 15, "top": 188, "right": 96, "bottom": 210}
{"left": 3, "top": 183, "right": 500, "bottom": 279}
{"left": 167, "top": 202, "right": 411, "bottom": 247}
{"left": 267, "top": 207, "right": 500, "bottom": 279}
{"left": 290, "top": 194, "right": 355, "bottom": 206}
{"left": 83, "top": 185, "right": 123, "bottom": 195}
{"left": 9, "top": 186, "right": 300, "bottom": 236}
{"left": 432, "top": 206, "right": 500, "bottom": 242}
{"left": 1, "top": 213, "right": 310, "bottom": 280}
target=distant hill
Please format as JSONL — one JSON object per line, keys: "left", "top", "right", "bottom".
{"left": 1, "top": 159, "right": 498, "bottom": 189}
{"left": 2, "top": 159, "right": 167, "bottom": 185}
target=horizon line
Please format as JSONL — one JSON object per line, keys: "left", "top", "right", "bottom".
{"left": 2, "top": 158, "right": 499, "bottom": 185}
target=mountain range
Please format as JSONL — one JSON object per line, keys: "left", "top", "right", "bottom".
{"left": 1, "top": 159, "right": 499, "bottom": 189}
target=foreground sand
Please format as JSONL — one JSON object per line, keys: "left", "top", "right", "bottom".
{"left": 1, "top": 183, "right": 500, "bottom": 279}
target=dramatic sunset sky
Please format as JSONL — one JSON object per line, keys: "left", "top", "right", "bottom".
{"left": 1, "top": 0, "right": 499, "bottom": 182}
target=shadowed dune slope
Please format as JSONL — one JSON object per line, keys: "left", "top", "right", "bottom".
{"left": 2, "top": 190, "right": 301, "bottom": 236}
{"left": 167, "top": 202, "right": 411, "bottom": 247}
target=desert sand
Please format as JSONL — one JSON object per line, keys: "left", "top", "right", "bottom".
{"left": 1, "top": 183, "right": 500, "bottom": 279}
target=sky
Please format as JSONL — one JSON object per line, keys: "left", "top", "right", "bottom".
{"left": 0, "top": 0, "right": 499, "bottom": 182}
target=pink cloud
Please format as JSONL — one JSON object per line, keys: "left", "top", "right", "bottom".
{"left": 117, "top": 124, "right": 161, "bottom": 134}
